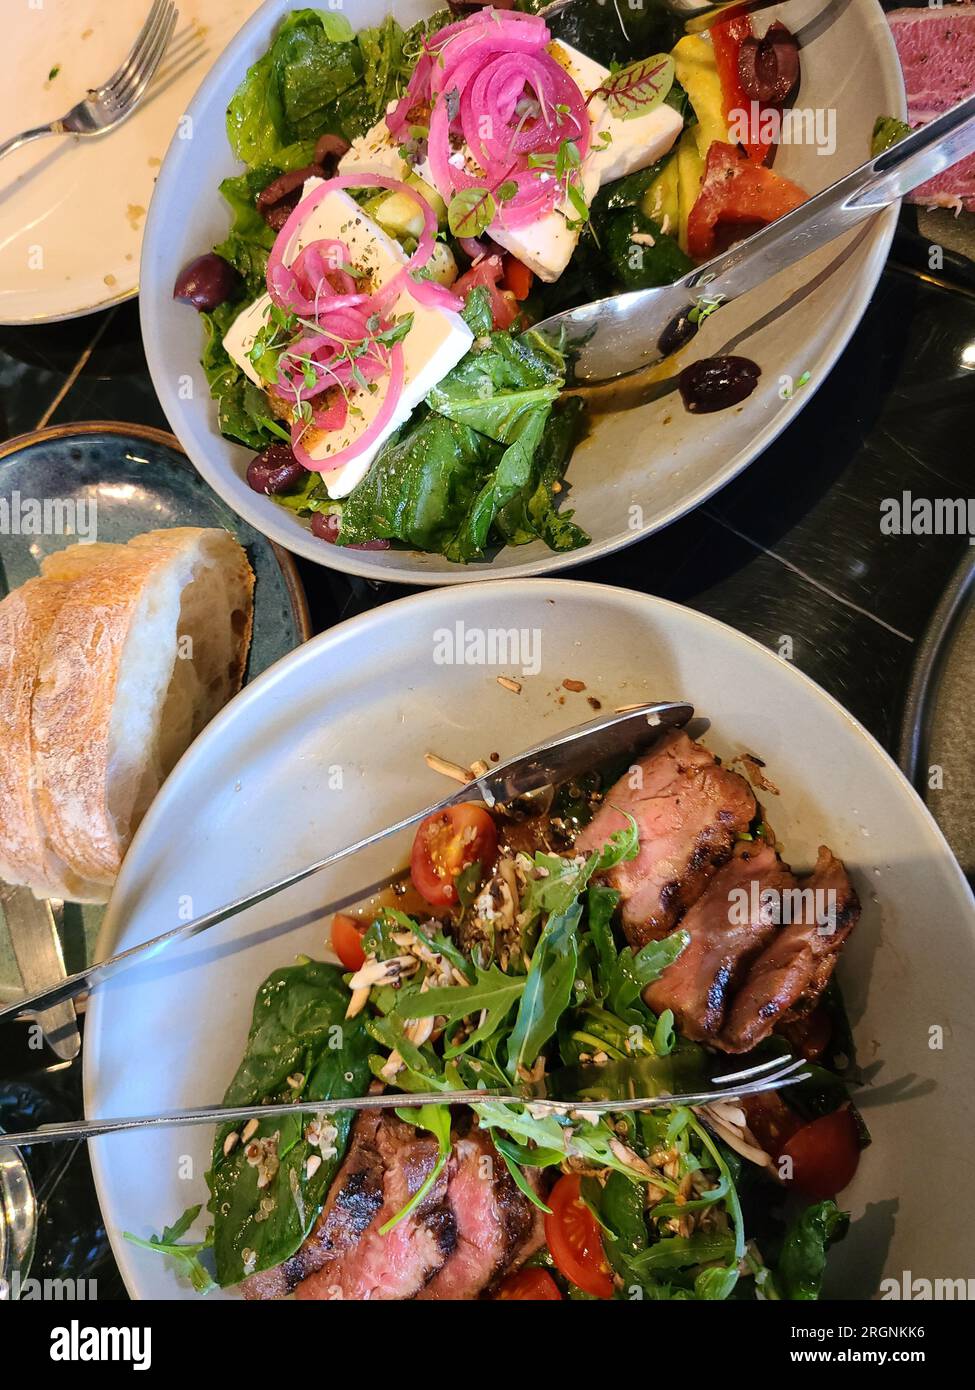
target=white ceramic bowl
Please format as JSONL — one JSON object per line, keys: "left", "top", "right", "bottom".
{"left": 85, "top": 579, "right": 975, "bottom": 1299}
{"left": 140, "top": 0, "right": 905, "bottom": 583}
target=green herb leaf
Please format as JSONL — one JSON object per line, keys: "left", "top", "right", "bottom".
{"left": 124, "top": 1207, "right": 217, "bottom": 1295}
{"left": 777, "top": 1200, "right": 850, "bottom": 1300}
{"left": 448, "top": 186, "right": 498, "bottom": 238}
{"left": 596, "top": 54, "right": 675, "bottom": 122}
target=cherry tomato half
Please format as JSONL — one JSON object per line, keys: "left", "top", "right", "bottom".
{"left": 494, "top": 1267, "right": 562, "bottom": 1301}
{"left": 409, "top": 803, "right": 498, "bottom": 907}
{"left": 331, "top": 913, "right": 367, "bottom": 972}
{"left": 780, "top": 1105, "right": 861, "bottom": 1200}
{"left": 543, "top": 1174, "right": 614, "bottom": 1299}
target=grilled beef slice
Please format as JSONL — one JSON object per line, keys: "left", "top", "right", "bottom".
{"left": 721, "top": 846, "right": 860, "bottom": 1053}
{"left": 575, "top": 731, "right": 756, "bottom": 945}
{"left": 643, "top": 840, "right": 796, "bottom": 1042}
{"left": 241, "top": 1111, "right": 454, "bottom": 1301}
{"left": 418, "top": 1123, "right": 544, "bottom": 1299}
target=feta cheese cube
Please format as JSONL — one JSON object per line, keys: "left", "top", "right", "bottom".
{"left": 222, "top": 185, "right": 473, "bottom": 497}
{"left": 338, "top": 110, "right": 410, "bottom": 184}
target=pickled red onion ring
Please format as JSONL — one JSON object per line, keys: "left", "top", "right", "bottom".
{"left": 291, "top": 342, "right": 405, "bottom": 474}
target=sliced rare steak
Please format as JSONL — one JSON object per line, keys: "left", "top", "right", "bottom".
{"left": 418, "top": 1123, "right": 545, "bottom": 1299}
{"left": 721, "top": 846, "right": 860, "bottom": 1052}
{"left": 888, "top": 6, "right": 975, "bottom": 211}
{"left": 643, "top": 840, "right": 796, "bottom": 1042}
{"left": 575, "top": 730, "right": 756, "bottom": 946}
{"left": 241, "top": 1111, "right": 454, "bottom": 1301}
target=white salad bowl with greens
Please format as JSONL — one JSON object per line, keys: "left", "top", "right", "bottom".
{"left": 85, "top": 580, "right": 975, "bottom": 1298}
{"left": 140, "top": 0, "right": 904, "bottom": 582}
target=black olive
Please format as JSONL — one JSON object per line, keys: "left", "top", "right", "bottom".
{"left": 658, "top": 310, "right": 699, "bottom": 358}
{"left": 172, "top": 253, "right": 239, "bottom": 312}
{"left": 246, "top": 444, "right": 308, "bottom": 495}
{"left": 678, "top": 356, "right": 761, "bottom": 413}
{"left": 738, "top": 23, "right": 801, "bottom": 107}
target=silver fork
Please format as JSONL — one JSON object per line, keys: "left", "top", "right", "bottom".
{"left": 0, "top": 0, "right": 178, "bottom": 165}
{"left": 0, "top": 1056, "right": 810, "bottom": 1148}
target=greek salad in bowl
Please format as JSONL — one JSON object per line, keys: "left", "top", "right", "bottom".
{"left": 174, "top": 2, "right": 816, "bottom": 563}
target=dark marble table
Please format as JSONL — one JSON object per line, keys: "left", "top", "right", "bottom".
{"left": 1, "top": 206, "right": 973, "bottom": 1298}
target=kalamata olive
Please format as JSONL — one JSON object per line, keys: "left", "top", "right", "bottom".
{"left": 738, "top": 23, "right": 800, "bottom": 106}
{"left": 658, "top": 310, "right": 699, "bottom": 359}
{"left": 448, "top": 0, "right": 516, "bottom": 13}
{"left": 173, "top": 253, "right": 239, "bottom": 312}
{"left": 256, "top": 163, "right": 325, "bottom": 228}
{"left": 313, "top": 133, "right": 351, "bottom": 172}
{"left": 678, "top": 356, "right": 761, "bottom": 413}
{"left": 246, "top": 444, "right": 308, "bottom": 495}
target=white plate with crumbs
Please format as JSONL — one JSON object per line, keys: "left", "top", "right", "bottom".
{"left": 84, "top": 580, "right": 975, "bottom": 1299}
{"left": 0, "top": 0, "right": 262, "bottom": 325}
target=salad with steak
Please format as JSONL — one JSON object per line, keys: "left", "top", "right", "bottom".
{"left": 131, "top": 726, "right": 866, "bottom": 1300}
{"left": 174, "top": 2, "right": 814, "bottom": 563}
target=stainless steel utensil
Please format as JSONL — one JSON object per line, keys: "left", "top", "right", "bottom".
{"left": 0, "top": 886, "right": 79, "bottom": 1061}
{"left": 0, "top": 1, "right": 178, "bottom": 166}
{"left": 0, "top": 1055, "right": 809, "bottom": 1148}
{"left": 534, "top": 92, "right": 975, "bottom": 383}
{"left": 0, "top": 700, "right": 692, "bottom": 1025}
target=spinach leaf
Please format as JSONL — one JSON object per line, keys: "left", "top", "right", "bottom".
{"left": 444, "top": 404, "right": 549, "bottom": 563}
{"left": 506, "top": 900, "right": 582, "bottom": 1079}
{"left": 777, "top": 1200, "right": 850, "bottom": 1300}
{"left": 496, "top": 397, "right": 589, "bottom": 553}
{"left": 600, "top": 1170, "right": 650, "bottom": 1280}
{"left": 629, "top": 1232, "right": 735, "bottom": 1272}
{"left": 206, "top": 959, "right": 372, "bottom": 1287}
{"left": 534, "top": 0, "right": 683, "bottom": 68}
{"left": 426, "top": 330, "right": 564, "bottom": 444}
{"left": 604, "top": 212, "right": 693, "bottom": 291}
{"left": 339, "top": 412, "right": 496, "bottom": 551}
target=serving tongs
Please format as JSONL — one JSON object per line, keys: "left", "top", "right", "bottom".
{"left": 535, "top": 91, "right": 975, "bottom": 383}
{"left": 0, "top": 1055, "right": 810, "bottom": 1148}
{"left": 0, "top": 700, "right": 692, "bottom": 1027}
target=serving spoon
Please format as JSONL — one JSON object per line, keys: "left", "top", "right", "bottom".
{"left": 534, "top": 91, "right": 975, "bottom": 384}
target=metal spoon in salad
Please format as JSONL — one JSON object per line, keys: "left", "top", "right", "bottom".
{"left": 534, "top": 91, "right": 975, "bottom": 384}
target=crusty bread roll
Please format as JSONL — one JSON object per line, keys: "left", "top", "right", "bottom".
{"left": 0, "top": 527, "right": 254, "bottom": 903}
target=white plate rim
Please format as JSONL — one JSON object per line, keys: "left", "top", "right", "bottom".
{"left": 139, "top": 0, "right": 905, "bottom": 584}
{"left": 83, "top": 576, "right": 975, "bottom": 1298}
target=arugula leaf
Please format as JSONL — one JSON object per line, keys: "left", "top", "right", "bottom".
{"left": 395, "top": 962, "right": 525, "bottom": 1059}
{"left": 506, "top": 900, "right": 582, "bottom": 1079}
{"left": 586, "top": 885, "right": 620, "bottom": 997}
{"left": 608, "top": 928, "right": 688, "bottom": 1016}
{"left": 381, "top": 1104, "right": 452, "bottom": 1232}
{"left": 124, "top": 1206, "right": 216, "bottom": 1295}
{"left": 777, "top": 1200, "right": 850, "bottom": 1300}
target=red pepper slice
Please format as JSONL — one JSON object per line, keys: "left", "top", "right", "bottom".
{"left": 712, "top": 10, "right": 772, "bottom": 165}
{"left": 686, "top": 141, "right": 807, "bottom": 262}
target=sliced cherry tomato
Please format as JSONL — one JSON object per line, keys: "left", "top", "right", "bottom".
{"left": 331, "top": 912, "right": 367, "bottom": 972}
{"left": 742, "top": 1090, "right": 803, "bottom": 1161}
{"left": 409, "top": 803, "right": 498, "bottom": 907}
{"left": 453, "top": 254, "right": 519, "bottom": 329}
{"left": 780, "top": 1105, "right": 861, "bottom": 1200}
{"left": 544, "top": 1174, "right": 614, "bottom": 1299}
{"left": 501, "top": 255, "right": 534, "bottom": 301}
{"left": 686, "top": 141, "right": 807, "bottom": 261}
{"left": 711, "top": 10, "right": 772, "bottom": 165}
{"left": 494, "top": 1267, "right": 562, "bottom": 1301}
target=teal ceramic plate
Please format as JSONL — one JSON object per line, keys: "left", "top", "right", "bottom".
{"left": 0, "top": 422, "right": 311, "bottom": 999}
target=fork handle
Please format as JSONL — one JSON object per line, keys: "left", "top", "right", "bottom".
{"left": 0, "top": 123, "right": 62, "bottom": 165}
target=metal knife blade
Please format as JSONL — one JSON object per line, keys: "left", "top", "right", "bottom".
{"left": 0, "top": 701, "right": 692, "bottom": 1025}
{"left": 1, "top": 885, "right": 80, "bottom": 1060}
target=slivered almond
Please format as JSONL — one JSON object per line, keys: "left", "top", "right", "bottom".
{"left": 424, "top": 751, "right": 473, "bottom": 783}
{"left": 497, "top": 676, "right": 522, "bottom": 694}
